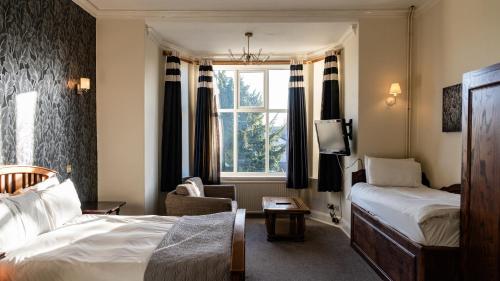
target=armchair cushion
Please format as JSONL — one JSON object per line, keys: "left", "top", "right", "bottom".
{"left": 185, "top": 177, "right": 205, "bottom": 197}
{"left": 165, "top": 192, "right": 233, "bottom": 216}
{"left": 175, "top": 183, "right": 202, "bottom": 197}
{"left": 203, "top": 184, "right": 236, "bottom": 200}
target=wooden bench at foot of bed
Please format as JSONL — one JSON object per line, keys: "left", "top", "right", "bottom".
{"left": 351, "top": 170, "right": 459, "bottom": 281}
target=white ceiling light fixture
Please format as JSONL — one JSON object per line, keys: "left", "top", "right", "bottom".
{"left": 228, "top": 32, "right": 270, "bottom": 64}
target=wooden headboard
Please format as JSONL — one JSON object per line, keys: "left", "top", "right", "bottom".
{"left": 0, "top": 165, "right": 57, "bottom": 194}
{"left": 351, "top": 169, "right": 431, "bottom": 187}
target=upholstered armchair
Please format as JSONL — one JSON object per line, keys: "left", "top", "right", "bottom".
{"left": 165, "top": 177, "right": 238, "bottom": 216}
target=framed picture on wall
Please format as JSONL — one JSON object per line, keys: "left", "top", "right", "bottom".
{"left": 442, "top": 83, "right": 462, "bottom": 132}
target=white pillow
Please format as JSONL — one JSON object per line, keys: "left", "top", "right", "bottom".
{"left": 3, "top": 191, "right": 53, "bottom": 243}
{"left": 39, "top": 179, "right": 82, "bottom": 229}
{"left": 185, "top": 177, "right": 205, "bottom": 197}
{"left": 30, "top": 176, "right": 60, "bottom": 191}
{"left": 0, "top": 199, "right": 26, "bottom": 252}
{"left": 365, "top": 156, "right": 422, "bottom": 187}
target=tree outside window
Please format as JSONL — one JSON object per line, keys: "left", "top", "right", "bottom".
{"left": 214, "top": 68, "right": 288, "bottom": 176}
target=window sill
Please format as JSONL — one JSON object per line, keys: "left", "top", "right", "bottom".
{"left": 221, "top": 174, "right": 286, "bottom": 183}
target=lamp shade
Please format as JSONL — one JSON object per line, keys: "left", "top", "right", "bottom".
{"left": 389, "top": 83, "right": 401, "bottom": 96}
{"left": 80, "top": 78, "right": 90, "bottom": 90}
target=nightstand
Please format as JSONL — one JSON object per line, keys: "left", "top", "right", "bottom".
{"left": 81, "top": 201, "right": 126, "bottom": 215}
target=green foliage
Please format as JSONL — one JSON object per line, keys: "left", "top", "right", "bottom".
{"left": 215, "top": 70, "right": 287, "bottom": 173}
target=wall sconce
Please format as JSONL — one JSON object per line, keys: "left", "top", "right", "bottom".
{"left": 77, "top": 78, "right": 91, "bottom": 95}
{"left": 386, "top": 82, "right": 402, "bottom": 106}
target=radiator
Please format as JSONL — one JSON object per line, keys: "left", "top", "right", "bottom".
{"left": 223, "top": 180, "right": 300, "bottom": 212}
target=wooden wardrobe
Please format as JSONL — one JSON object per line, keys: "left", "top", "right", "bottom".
{"left": 461, "top": 62, "right": 500, "bottom": 281}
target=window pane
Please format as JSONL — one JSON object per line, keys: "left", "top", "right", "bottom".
{"left": 237, "top": 112, "right": 265, "bottom": 172}
{"left": 219, "top": 113, "right": 234, "bottom": 172}
{"left": 268, "top": 113, "right": 288, "bottom": 173}
{"left": 269, "top": 70, "right": 289, "bottom": 109}
{"left": 239, "top": 72, "right": 264, "bottom": 107}
{"left": 214, "top": 70, "right": 234, "bottom": 109}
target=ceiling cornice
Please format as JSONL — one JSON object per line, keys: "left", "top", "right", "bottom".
{"left": 413, "top": 0, "right": 441, "bottom": 17}
{"left": 73, "top": 0, "right": 98, "bottom": 17}
{"left": 72, "top": 0, "right": 407, "bottom": 21}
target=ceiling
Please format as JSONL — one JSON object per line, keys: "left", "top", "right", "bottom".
{"left": 81, "top": 0, "right": 425, "bottom": 58}
{"left": 88, "top": 0, "right": 423, "bottom": 11}
{"left": 148, "top": 22, "right": 353, "bottom": 57}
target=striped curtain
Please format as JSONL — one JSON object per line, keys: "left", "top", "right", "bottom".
{"left": 287, "top": 60, "right": 309, "bottom": 188}
{"left": 160, "top": 54, "right": 182, "bottom": 192}
{"left": 193, "top": 60, "right": 220, "bottom": 184}
{"left": 318, "top": 51, "right": 342, "bottom": 192}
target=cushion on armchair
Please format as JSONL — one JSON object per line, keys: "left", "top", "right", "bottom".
{"left": 175, "top": 183, "right": 202, "bottom": 197}
{"left": 185, "top": 177, "right": 205, "bottom": 197}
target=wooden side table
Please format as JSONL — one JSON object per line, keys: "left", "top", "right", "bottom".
{"left": 81, "top": 201, "right": 126, "bottom": 215}
{"left": 262, "top": 196, "right": 311, "bottom": 242}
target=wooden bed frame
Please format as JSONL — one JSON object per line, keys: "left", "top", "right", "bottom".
{"left": 351, "top": 169, "right": 459, "bottom": 281}
{"left": 0, "top": 165, "right": 246, "bottom": 281}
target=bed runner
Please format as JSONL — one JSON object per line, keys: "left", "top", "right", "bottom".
{"left": 144, "top": 212, "right": 235, "bottom": 281}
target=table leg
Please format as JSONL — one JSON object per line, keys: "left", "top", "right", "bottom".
{"left": 265, "top": 213, "right": 276, "bottom": 241}
{"left": 297, "top": 214, "right": 305, "bottom": 241}
{"left": 289, "top": 214, "right": 297, "bottom": 236}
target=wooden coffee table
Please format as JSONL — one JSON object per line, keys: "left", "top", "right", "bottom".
{"left": 262, "top": 196, "right": 311, "bottom": 241}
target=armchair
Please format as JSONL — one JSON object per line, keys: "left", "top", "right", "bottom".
{"left": 165, "top": 178, "right": 238, "bottom": 216}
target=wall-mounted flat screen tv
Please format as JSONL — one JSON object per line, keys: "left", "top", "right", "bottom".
{"left": 314, "top": 119, "right": 351, "bottom": 156}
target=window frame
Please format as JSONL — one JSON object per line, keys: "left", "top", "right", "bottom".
{"left": 214, "top": 65, "right": 289, "bottom": 178}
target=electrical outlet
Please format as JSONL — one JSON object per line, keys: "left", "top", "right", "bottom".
{"left": 327, "top": 204, "right": 340, "bottom": 212}
{"left": 66, "top": 164, "right": 72, "bottom": 174}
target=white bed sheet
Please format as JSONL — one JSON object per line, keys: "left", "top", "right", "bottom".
{"left": 3, "top": 214, "right": 178, "bottom": 281}
{"left": 351, "top": 182, "right": 460, "bottom": 247}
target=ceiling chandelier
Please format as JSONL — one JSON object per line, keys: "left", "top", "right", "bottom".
{"left": 228, "top": 32, "right": 270, "bottom": 64}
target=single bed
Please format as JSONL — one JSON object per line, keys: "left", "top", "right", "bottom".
{"left": 0, "top": 165, "right": 246, "bottom": 281}
{"left": 350, "top": 169, "right": 460, "bottom": 281}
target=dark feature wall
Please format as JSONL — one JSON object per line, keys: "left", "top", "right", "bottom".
{"left": 0, "top": 0, "right": 97, "bottom": 201}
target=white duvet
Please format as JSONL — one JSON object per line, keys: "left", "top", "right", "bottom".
{"left": 351, "top": 182, "right": 460, "bottom": 247}
{"left": 3, "top": 214, "right": 178, "bottom": 281}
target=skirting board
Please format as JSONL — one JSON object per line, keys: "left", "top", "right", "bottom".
{"left": 309, "top": 210, "right": 350, "bottom": 238}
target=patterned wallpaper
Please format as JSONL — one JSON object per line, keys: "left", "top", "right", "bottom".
{"left": 0, "top": 0, "right": 97, "bottom": 201}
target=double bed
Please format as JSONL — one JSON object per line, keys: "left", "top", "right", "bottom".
{"left": 0, "top": 165, "right": 246, "bottom": 281}
{"left": 350, "top": 169, "right": 460, "bottom": 281}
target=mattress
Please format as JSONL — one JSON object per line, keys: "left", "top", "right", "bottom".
{"left": 350, "top": 182, "right": 460, "bottom": 247}
{"left": 3, "top": 214, "right": 178, "bottom": 281}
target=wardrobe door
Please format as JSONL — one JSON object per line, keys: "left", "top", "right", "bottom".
{"left": 461, "top": 63, "right": 500, "bottom": 281}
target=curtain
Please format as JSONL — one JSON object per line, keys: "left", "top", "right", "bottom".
{"left": 193, "top": 60, "right": 220, "bottom": 184}
{"left": 318, "top": 51, "right": 342, "bottom": 192}
{"left": 160, "top": 54, "right": 182, "bottom": 192}
{"left": 287, "top": 60, "right": 309, "bottom": 189}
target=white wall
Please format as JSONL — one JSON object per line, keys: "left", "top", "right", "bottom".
{"left": 411, "top": 0, "right": 500, "bottom": 188}
{"left": 358, "top": 17, "right": 408, "bottom": 158}
{"left": 97, "top": 19, "right": 146, "bottom": 214}
{"left": 144, "top": 32, "right": 163, "bottom": 214}
{"left": 97, "top": 19, "right": 162, "bottom": 214}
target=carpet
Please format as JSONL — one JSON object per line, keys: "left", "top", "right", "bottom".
{"left": 245, "top": 218, "right": 381, "bottom": 281}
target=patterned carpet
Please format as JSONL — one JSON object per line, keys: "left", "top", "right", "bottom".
{"left": 245, "top": 218, "right": 381, "bottom": 281}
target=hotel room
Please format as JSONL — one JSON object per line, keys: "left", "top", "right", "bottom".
{"left": 0, "top": 0, "right": 499, "bottom": 280}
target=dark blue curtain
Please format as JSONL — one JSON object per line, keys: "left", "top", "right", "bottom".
{"left": 318, "top": 51, "right": 342, "bottom": 192}
{"left": 193, "top": 60, "right": 220, "bottom": 184}
{"left": 287, "top": 61, "right": 309, "bottom": 189}
{"left": 160, "top": 55, "right": 182, "bottom": 192}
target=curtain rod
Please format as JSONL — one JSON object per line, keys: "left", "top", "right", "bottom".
{"left": 163, "top": 49, "right": 342, "bottom": 65}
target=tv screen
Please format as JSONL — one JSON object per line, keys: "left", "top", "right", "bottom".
{"left": 314, "top": 119, "right": 351, "bottom": 156}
